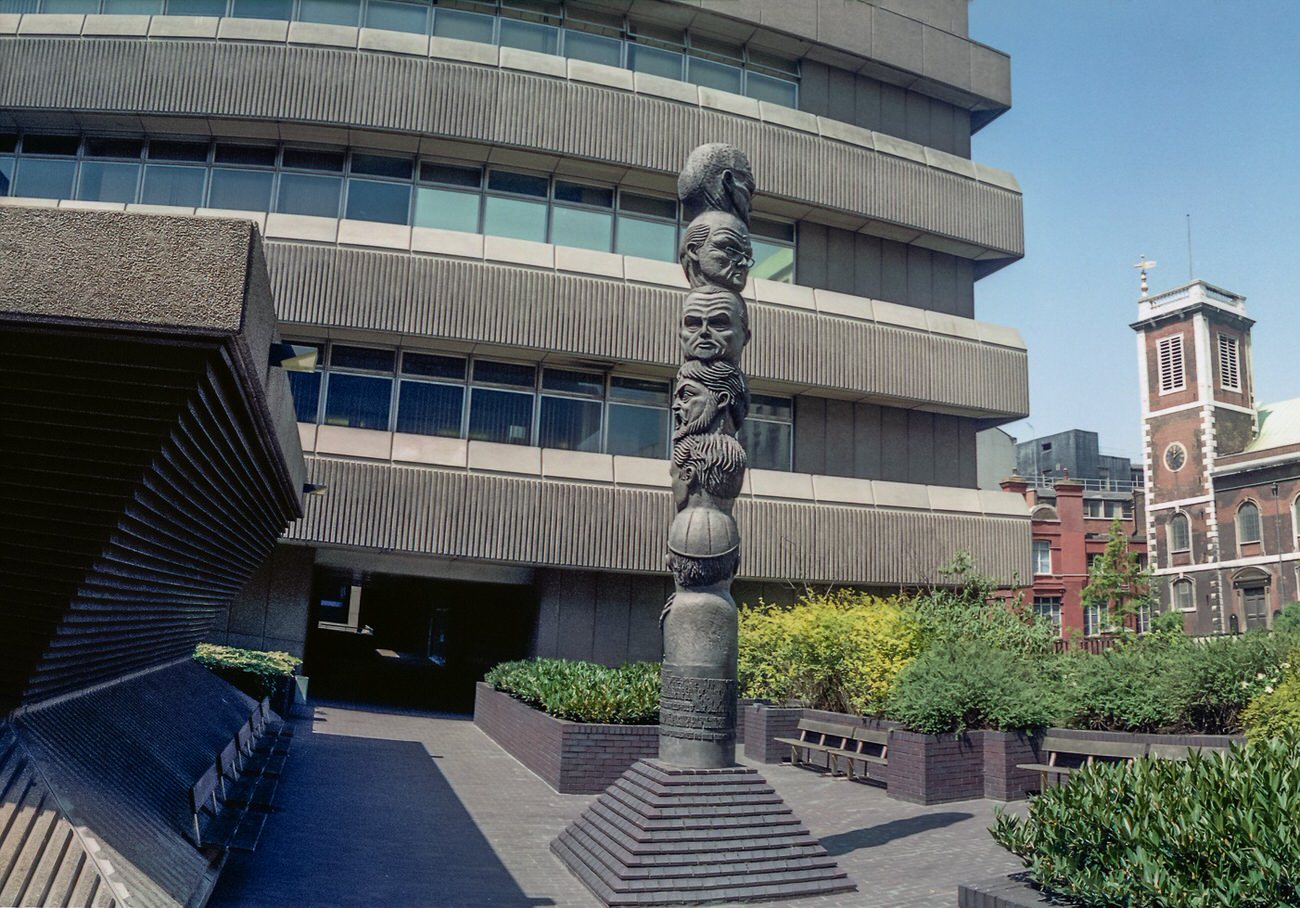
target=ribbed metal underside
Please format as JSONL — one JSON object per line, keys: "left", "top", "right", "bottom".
{"left": 0, "top": 327, "right": 292, "bottom": 713}
{"left": 0, "top": 661, "right": 259, "bottom": 908}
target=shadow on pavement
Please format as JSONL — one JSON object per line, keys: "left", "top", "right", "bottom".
{"left": 819, "top": 811, "right": 975, "bottom": 856}
{"left": 209, "top": 732, "right": 554, "bottom": 908}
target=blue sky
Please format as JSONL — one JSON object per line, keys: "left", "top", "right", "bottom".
{"left": 968, "top": 1, "right": 1300, "bottom": 459}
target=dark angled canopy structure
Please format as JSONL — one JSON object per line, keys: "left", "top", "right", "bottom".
{"left": 0, "top": 206, "right": 305, "bottom": 907}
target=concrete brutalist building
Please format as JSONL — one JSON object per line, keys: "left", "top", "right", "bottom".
{"left": 0, "top": 0, "right": 1030, "bottom": 702}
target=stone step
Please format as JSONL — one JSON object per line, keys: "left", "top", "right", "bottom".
{"left": 564, "top": 823, "right": 838, "bottom": 878}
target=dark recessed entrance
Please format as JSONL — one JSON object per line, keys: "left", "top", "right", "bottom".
{"left": 305, "top": 569, "right": 536, "bottom": 712}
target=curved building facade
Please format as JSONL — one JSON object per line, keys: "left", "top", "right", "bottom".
{"left": 0, "top": 0, "right": 1030, "bottom": 688}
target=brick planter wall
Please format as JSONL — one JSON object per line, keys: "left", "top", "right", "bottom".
{"left": 982, "top": 730, "right": 1042, "bottom": 801}
{"left": 473, "top": 683, "right": 658, "bottom": 794}
{"left": 885, "top": 729, "right": 984, "bottom": 805}
{"left": 742, "top": 704, "right": 804, "bottom": 764}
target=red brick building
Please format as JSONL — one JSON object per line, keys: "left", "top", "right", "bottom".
{"left": 1135, "top": 280, "right": 1300, "bottom": 634}
{"left": 1000, "top": 476, "right": 1147, "bottom": 639}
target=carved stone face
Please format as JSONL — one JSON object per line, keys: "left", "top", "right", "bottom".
{"left": 672, "top": 377, "right": 726, "bottom": 438}
{"left": 724, "top": 163, "right": 755, "bottom": 223}
{"left": 678, "top": 143, "right": 755, "bottom": 223}
{"left": 679, "top": 290, "right": 749, "bottom": 364}
{"left": 684, "top": 217, "right": 753, "bottom": 292}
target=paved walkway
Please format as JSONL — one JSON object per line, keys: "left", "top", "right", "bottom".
{"left": 210, "top": 702, "right": 1026, "bottom": 908}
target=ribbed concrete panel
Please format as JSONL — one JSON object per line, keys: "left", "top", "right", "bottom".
{"left": 264, "top": 242, "right": 1029, "bottom": 418}
{"left": 287, "top": 457, "right": 1030, "bottom": 585}
{"left": 0, "top": 36, "right": 1022, "bottom": 256}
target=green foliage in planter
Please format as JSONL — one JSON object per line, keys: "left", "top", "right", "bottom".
{"left": 1178, "top": 631, "right": 1294, "bottom": 733}
{"left": 484, "top": 659, "right": 659, "bottom": 724}
{"left": 884, "top": 641, "right": 1061, "bottom": 734}
{"left": 1274, "top": 602, "right": 1300, "bottom": 635}
{"left": 737, "top": 589, "right": 921, "bottom": 714}
{"left": 1243, "top": 677, "right": 1300, "bottom": 740}
{"left": 194, "top": 643, "right": 300, "bottom": 700}
{"left": 991, "top": 737, "right": 1300, "bottom": 907}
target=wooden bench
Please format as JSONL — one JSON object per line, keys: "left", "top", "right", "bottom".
{"left": 1018, "top": 735, "right": 1148, "bottom": 792}
{"left": 188, "top": 763, "right": 222, "bottom": 846}
{"left": 774, "top": 720, "right": 890, "bottom": 780}
{"left": 1148, "top": 742, "right": 1231, "bottom": 761}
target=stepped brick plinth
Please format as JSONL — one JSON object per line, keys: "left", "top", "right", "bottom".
{"left": 552, "top": 760, "right": 855, "bottom": 906}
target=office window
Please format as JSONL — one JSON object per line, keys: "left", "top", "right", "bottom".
{"left": 550, "top": 180, "right": 614, "bottom": 252}
{"left": 365, "top": 0, "right": 428, "bottom": 33}
{"left": 606, "top": 376, "right": 669, "bottom": 459}
{"left": 616, "top": 192, "right": 677, "bottom": 262}
{"left": 396, "top": 352, "right": 466, "bottom": 438}
{"left": 627, "top": 42, "right": 683, "bottom": 79}
{"left": 563, "top": 27, "right": 621, "bottom": 66}
{"left": 751, "top": 218, "right": 795, "bottom": 283}
{"left": 1172, "top": 579, "right": 1194, "bottom": 612}
{"left": 738, "top": 394, "right": 793, "bottom": 471}
{"left": 323, "top": 345, "right": 395, "bottom": 430}
{"left": 1218, "top": 333, "right": 1241, "bottom": 392}
{"left": 499, "top": 17, "right": 558, "bottom": 54}
{"left": 483, "top": 170, "right": 549, "bottom": 242}
{"left": 1032, "top": 597, "right": 1062, "bottom": 633}
{"left": 1083, "top": 601, "right": 1111, "bottom": 637}
{"left": 468, "top": 360, "right": 535, "bottom": 445}
{"left": 165, "top": 0, "right": 226, "bottom": 13}
{"left": 1237, "top": 500, "right": 1262, "bottom": 546}
{"left": 415, "top": 162, "right": 482, "bottom": 233}
{"left": 539, "top": 368, "right": 603, "bottom": 452}
{"left": 286, "top": 342, "right": 324, "bottom": 423}
{"left": 1168, "top": 512, "right": 1190, "bottom": 552}
{"left": 433, "top": 7, "right": 496, "bottom": 42}
{"left": 1157, "top": 334, "right": 1185, "bottom": 394}
{"left": 346, "top": 153, "right": 413, "bottom": 224}
{"left": 1033, "top": 539, "right": 1051, "bottom": 575}
{"left": 13, "top": 135, "right": 78, "bottom": 200}
{"left": 686, "top": 55, "right": 742, "bottom": 94}
{"left": 278, "top": 148, "right": 346, "bottom": 218}
{"left": 298, "top": 0, "right": 359, "bottom": 26}
{"left": 746, "top": 69, "right": 798, "bottom": 106}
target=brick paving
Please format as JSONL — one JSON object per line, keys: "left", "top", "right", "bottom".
{"left": 210, "top": 701, "right": 1026, "bottom": 908}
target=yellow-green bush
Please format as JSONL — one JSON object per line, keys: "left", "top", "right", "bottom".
{"left": 737, "top": 590, "right": 921, "bottom": 714}
{"left": 1242, "top": 650, "right": 1300, "bottom": 740}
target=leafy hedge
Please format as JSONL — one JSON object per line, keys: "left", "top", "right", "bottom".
{"left": 484, "top": 659, "right": 659, "bottom": 724}
{"left": 992, "top": 737, "right": 1300, "bottom": 906}
{"left": 193, "top": 643, "right": 300, "bottom": 700}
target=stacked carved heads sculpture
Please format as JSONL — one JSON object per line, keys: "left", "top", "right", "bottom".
{"left": 659, "top": 143, "right": 755, "bottom": 769}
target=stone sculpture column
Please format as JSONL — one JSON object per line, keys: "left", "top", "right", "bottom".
{"left": 659, "top": 143, "right": 756, "bottom": 769}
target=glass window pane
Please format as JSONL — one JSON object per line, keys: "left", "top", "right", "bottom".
{"left": 277, "top": 172, "right": 343, "bottom": 218}
{"left": 208, "top": 168, "right": 274, "bottom": 211}
{"left": 483, "top": 195, "right": 547, "bottom": 242}
{"left": 554, "top": 181, "right": 612, "bottom": 208}
{"left": 0, "top": 135, "right": 15, "bottom": 154}
{"left": 13, "top": 158, "right": 76, "bottom": 200}
{"left": 397, "top": 381, "right": 464, "bottom": 437}
{"left": 214, "top": 144, "right": 276, "bottom": 167}
{"left": 0, "top": 0, "right": 39, "bottom": 12}
{"left": 351, "top": 153, "right": 412, "bottom": 180}
{"left": 748, "top": 393, "right": 792, "bottom": 420}
{"left": 104, "top": 0, "right": 163, "bottom": 11}
{"left": 141, "top": 164, "right": 206, "bottom": 207}
{"left": 615, "top": 216, "right": 675, "bottom": 262}
{"left": 76, "top": 161, "right": 140, "bottom": 203}
{"left": 746, "top": 70, "right": 797, "bottom": 107}
{"left": 487, "top": 170, "right": 548, "bottom": 198}
{"left": 419, "top": 162, "right": 481, "bottom": 188}
{"left": 414, "top": 187, "right": 480, "bottom": 232}
{"left": 164, "top": 0, "right": 226, "bottom": 13}
{"left": 298, "top": 0, "right": 359, "bottom": 25}
{"left": 628, "top": 43, "right": 682, "bottom": 80}
{"left": 345, "top": 178, "right": 411, "bottom": 224}
{"left": 619, "top": 191, "right": 675, "bottom": 219}
{"left": 739, "top": 420, "right": 791, "bottom": 471}
{"left": 499, "top": 17, "right": 557, "bottom": 54}
{"left": 402, "top": 352, "right": 466, "bottom": 380}
{"left": 563, "top": 28, "right": 620, "bottom": 67}
{"left": 330, "top": 345, "right": 395, "bottom": 371}
{"left": 324, "top": 373, "right": 392, "bottom": 429}
{"left": 550, "top": 205, "right": 612, "bottom": 251}
{"left": 468, "top": 387, "right": 533, "bottom": 445}
{"left": 84, "top": 138, "right": 143, "bottom": 159}
{"left": 22, "top": 135, "right": 79, "bottom": 156}
{"left": 752, "top": 217, "right": 794, "bottom": 242}
{"left": 283, "top": 148, "right": 346, "bottom": 172}
{"left": 539, "top": 396, "right": 601, "bottom": 452}
{"left": 148, "top": 140, "right": 209, "bottom": 162}
{"left": 542, "top": 368, "right": 602, "bottom": 396}
{"left": 687, "top": 56, "right": 742, "bottom": 94}
{"left": 230, "top": 0, "right": 291, "bottom": 18}
{"left": 610, "top": 376, "right": 669, "bottom": 406}
{"left": 432, "top": 7, "right": 494, "bottom": 43}
{"left": 287, "top": 370, "right": 321, "bottom": 423}
{"left": 473, "top": 360, "right": 534, "bottom": 388}
{"left": 365, "top": 0, "right": 428, "bottom": 33}
{"left": 43, "top": 0, "right": 99, "bottom": 11}
{"left": 0, "top": 156, "right": 13, "bottom": 196}
{"left": 607, "top": 404, "right": 667, "bottom": 459}
{"left": 751, "top": 238, "right": 794, "bottom": 282}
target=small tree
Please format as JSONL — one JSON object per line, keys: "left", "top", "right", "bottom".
{"left": 1081, "top": 517, "right": 1153, "bottom": 631}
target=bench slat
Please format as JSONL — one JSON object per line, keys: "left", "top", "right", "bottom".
{"left": 851, "top": 727, "right": 890, "bottom": 745}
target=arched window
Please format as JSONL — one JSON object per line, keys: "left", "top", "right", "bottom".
{"left": 1168, "top": 512, "right": 1190, "bottom": 552}
{"left": 1237, "top": 501, "right": 1262, "bottom": 546}
{"left": 1172, "top": 578, "right": 1194, "bottom": 612}
{"left": 1293, "top": 496, "right": 1300, "bottom": 546}
{"left": 1031, "top": 504, "right": 1059, "bottom": 521}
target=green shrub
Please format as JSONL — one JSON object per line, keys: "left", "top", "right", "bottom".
{"left": 992, "top": 737, "right": 1300, "bottom": 907}
{"left": 1243, "top": 677, "right": 1300, "bottom": 740}
{"left": 884, "top": 641, "right": 1062, "bottom": 734}
{"left": 1058, "top": 642, "right": 1191, "bottom": 732}
{"left": 1274, "top": 601, "right": 1300, "bottom": 635}
{"left": 1178, "top": 631, "right": 1292, "bottom": 733}
{"left": 1149, "top": 609, "right": 1187, "bottom": 637}
{"left": 484, "top": 659, "right": 659, "bottom": 724}
{"left": 737, "top": 589, "right": 922, "bottom": 714}
{"left": 194, "top": 643, "right": 300, "bottom": 700}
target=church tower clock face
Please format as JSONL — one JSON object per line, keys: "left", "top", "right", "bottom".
{"left": 1164, "top": 442, "right": 1187, "bottom": 472}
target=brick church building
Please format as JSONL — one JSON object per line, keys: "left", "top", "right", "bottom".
{"left": 1135, "top": 280, "right": 1300, "bottom": 634}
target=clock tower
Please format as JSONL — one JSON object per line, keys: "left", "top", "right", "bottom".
{"left": 1133, "top": 280, "right": 1255, "bottom": 633}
